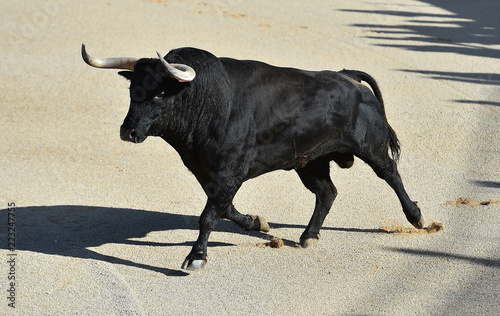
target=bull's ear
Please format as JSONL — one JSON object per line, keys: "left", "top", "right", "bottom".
{"left": 118, "top": 71, "right": 134, "bottom": 80}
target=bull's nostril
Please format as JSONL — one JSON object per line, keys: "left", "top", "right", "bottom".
{"left": 130, "top": 129, "right": 138, "bottom": 141}
{"left": 120, "top": 127, "right": 140, "bottom": 142}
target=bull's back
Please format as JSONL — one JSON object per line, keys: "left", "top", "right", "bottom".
{"left": 221, "top": 59, "right": 372, "bottom": 178}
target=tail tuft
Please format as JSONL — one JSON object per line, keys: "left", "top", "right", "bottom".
{"left": 388, "top": 124, "right": 401, "bottom": 162}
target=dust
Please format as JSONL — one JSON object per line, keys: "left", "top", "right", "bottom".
{"left": 256, "top": 237, "right": 284, "bottom": 248}
{"left": 445, "top": 197, "right": 500, "bottom": 206}
{"left": 379, "top": 222, "right": 444, "bottom": 235}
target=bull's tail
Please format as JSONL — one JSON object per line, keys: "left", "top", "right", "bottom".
{"left": 340, "top": 69, "right": 401, "bottom": 162}
{"left": 386, "top": 120, "right": 401, "bottom": 163}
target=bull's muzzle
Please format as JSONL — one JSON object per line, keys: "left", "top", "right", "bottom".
{"left": 120, "top": 127, "right": 143, "bottom": 143}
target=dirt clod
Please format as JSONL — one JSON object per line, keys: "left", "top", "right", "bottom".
{"left": 269, "top": 237, "right": 284, "bottom": 248}
{"left": 256, "top": 237, "right": 284, "bottom": 248}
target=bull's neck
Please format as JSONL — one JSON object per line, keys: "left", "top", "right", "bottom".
{"left": 161, "top": 72, "right": 232, "bottom": 155}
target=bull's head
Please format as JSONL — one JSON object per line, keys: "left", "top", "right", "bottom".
{"left": 81, "top": 44, "right": 196, "bottom": 143}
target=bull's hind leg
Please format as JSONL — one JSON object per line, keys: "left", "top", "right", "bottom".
{"left": 222, "top": 204, "right": 270, "bottom": 232}
{"left": 360, "top": 152, "right": 424, "bottom": 229}
{"left": 296, "top": 158, "right": 337, "bottom": 248}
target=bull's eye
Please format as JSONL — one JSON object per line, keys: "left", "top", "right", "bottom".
{"left": 154, "top": 91, "right": 166, "bottom": 101}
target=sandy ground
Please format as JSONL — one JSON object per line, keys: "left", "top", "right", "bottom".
{"left": 1, "top": 0, "right": 499, "bottom": 315}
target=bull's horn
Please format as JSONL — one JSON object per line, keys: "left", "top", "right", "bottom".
{"left": 156, "top": 51, "right": 196, "bottom": 82}
{"left": 81, "top": 43, "right": 138, "bottom": 70}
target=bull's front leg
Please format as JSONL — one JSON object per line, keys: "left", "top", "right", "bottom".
{"left": 181, "top": 198, "right": 228, "bottom": 270}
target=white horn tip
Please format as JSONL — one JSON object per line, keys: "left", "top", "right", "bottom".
{"left": 156, "top": 50, "right": 196, "bottom": 82}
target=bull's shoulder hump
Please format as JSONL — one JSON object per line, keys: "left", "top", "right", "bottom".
{"left": 221, "top": 58, "right": 323, "bottom": 83}
{"left": 220, "top": 57, "right": 279, "bottom": 73}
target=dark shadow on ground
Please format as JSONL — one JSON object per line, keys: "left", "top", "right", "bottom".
{"left": 340, "top": 0, "right": 500, "bottom": 59}
{"left": 399, "top": 70, "right": 500, "bottom": 106}
{"left": 455, "top": 100, "right": 500, "bottom": 107}
{"left": 1, "top": 205, "right": 255, "bottom": 276}
{"left": 269, "top": 222, "right": 383, "bottom": 234}
{"left": 400, "top": 70, "right": 500, "bottom": 86}
{"left": 340, "top": 1, "right": 500, "bottom": 106}
{"left": 2, "top": 205, "right": 381, "bottom": 275}
{"left": 472, "top": 180, "right": 500, "bottom": 188}
{"left": 386, "top": 247, "right": 500, "bottom": 268}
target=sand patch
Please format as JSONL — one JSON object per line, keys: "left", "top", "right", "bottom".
{"left": 224, "top": 12, "right": 248, "bottom": 18}
{"left": 445, "top": 197, "right": 500, "bottom": 206}
{"left": 379, "top": 222, "right": 444, "bottom": 235}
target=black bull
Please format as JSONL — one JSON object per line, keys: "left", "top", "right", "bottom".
{"left": 82, "top": 45, "right": 424, "bottom": 270}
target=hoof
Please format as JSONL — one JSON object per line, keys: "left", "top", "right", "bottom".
{"left": 300, "top": 237, "right": 318, "bottom": 248}
{"left": 411, "top": 213, "right": 425, "bottom": 229}
{"left": 258, "top": 216, "right": 270, "bottom": 232}
{"left": 181, "top": 254, "right": 207, "bottom": 271}
{"left": 250, "top": 215, "right": 270, "bottom": 232}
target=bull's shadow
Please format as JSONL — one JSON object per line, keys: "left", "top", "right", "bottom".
{"left": 2, "top": 205, "right": 387, "bottom": 275}
{"left": 2, "top": 205, "right": 262, "bottom": 276}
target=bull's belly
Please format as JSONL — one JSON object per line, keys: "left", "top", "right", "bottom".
{"left": 245, "top": 136, "right": 349, "bottom": 179}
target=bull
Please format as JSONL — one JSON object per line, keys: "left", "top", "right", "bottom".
{"left": 81, "top": 44, "right": 424, "bottom": 270}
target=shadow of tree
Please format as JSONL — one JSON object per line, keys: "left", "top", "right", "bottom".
{"left": 340, "top": 1, "right": 500, "bottom": 107}
{"left": 472, "top": 180, "right": 500, "bottom": 188}
{"left": 386, "top": 247, "right": 500, "bottom": 268}
{"left": 399, "top": 70, "right": 500, "bottom": 106}
{"left": 399, "top": 70, "right": 500, "bottom": 86}
{"left": 340, "top": 0, "right": 500, "bottom": 59}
